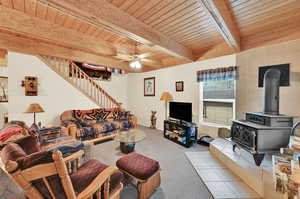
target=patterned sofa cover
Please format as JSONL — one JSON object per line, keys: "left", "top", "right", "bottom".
{"left": 60, "top": 108, "right": 137, "bottom": 142}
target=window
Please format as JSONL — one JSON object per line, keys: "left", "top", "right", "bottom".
{"left": 201, "top": 79, "right": 235, "bottom": 126}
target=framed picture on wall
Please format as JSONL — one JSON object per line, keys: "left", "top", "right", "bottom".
{"left": 0, "top": 76, "right": 8, "bottom": 102}
{"left": 176, "top": 81, "right": 184, "bottom": 92}
{"left": 144, "top": 77, "right": 155, "bottom": 96}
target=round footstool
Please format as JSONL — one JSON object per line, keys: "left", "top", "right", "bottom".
{"left": 116, "top": 152, "right": 161, "bottom": 199}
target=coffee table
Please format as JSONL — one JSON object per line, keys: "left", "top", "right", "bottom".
{"left": 114, "top": 129, "right": 146, "bottom": 153}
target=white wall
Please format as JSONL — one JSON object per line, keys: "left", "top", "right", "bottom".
{"left": 127, "top": 55, "right": 236, "bottom": 130}
{"left": 8, "top": 52, "right": 128, "bottom": 126}
{"left": 96, "top": 74, "right": 128, "bottom": 109}
{"left": 0, "top": 66, "right": 8, "bottom": 127}
{"left": 236, "top": 38, "right": 300, "bottom": 120}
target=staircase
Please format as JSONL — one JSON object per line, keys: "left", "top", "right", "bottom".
{"left": 38, "top": 55, "right": 121, "bottom": 108}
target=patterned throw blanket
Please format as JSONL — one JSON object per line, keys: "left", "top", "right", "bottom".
{"left": 73, "top": 108, "right": 130, "bottom": 121}
{"left": 0, "top": 121, "right": 32, "bottom": 144}
{"left": 62, "top": 108, "right": 132, "bottom": 141}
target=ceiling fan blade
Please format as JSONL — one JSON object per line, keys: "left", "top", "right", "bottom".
{"left": 136, "top": 52, "right": 155, "bottom": 59}
{"left": 140, "top": 58, "right": 162, "bottom": 67}
{"left": 113, "top": 53, "right": 134, "bottom": 61}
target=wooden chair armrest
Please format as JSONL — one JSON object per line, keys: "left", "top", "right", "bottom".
{"left": 63, "top": 150, "right": 84, "bottom": 163}
{"left": 67, "top": 124, "right": 78, "bottom": 138}
{"left": 77, "top": 166, "right": 119, "bottom": 199}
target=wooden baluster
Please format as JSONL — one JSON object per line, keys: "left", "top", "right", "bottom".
{"left": 98, "top": 91, "right": 101, "bottom": 107}
{"left": 79, "top": 71, "right": 82, "bottom": 90}
{"left": 72, "top": 64, "right": 76, "bottom": 84}
{"left": 71, "top": 64, "right": 75, "bottom": 84}
{"left": 85, "top": 76, "right": 88, "bottom": 95}
{"left": 75, "top": 66, "right": 78, "bottom": 86}
{"left": 55, "top": 58, "right": 58, "bottom": 74}
{"left": 68, "top": 64, "right": 72, "bottom": 81}
{"left": 75, "top": 65, "right": 78, "bottom": 86}
{"left": 94, "top": 85, "right": 96, "bottom": 101}
{"left": 76, "top": 66, "right": 79, "bottom": 87}
{"left": 92, "top": 82, "right": 95, "bottom": 98}
{"left": 90, "top": 81, "right": 92, "bottom": 98}
{"left": 58, "top": 58, "right": 62, "bottom": 74}
{"left": 64, "top": 60, "right": 68, "bottom": 78}
{"left": 95, "top": 84, "right": 98, "bottom": 104}
{"left": 102, "top": 93, "right": 105, "bottom": 107}
{"left": 54, "top": 57, "right": 58, "bottom": 72}
{"left": 80, "top": 72, "right": 83, "bottom": 90}
{"left": 87, "top": 78, "right": 90, "bottom": 97}
{"left": 61, "top": 60, "right": 65, "bottom": 77}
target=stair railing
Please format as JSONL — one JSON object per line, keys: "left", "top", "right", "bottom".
{"left": 38, "top": 55, "right": 121, "bottom": 108}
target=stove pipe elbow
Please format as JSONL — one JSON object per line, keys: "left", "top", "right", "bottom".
{"left": 263, "top": 69, "right": 281, "bottom": 115}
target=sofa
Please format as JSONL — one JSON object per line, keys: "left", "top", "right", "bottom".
{"left": 60, "top": 108, "right": 137, "bottom": 143}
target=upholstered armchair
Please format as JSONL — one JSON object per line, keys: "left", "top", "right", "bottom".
{"left": 0, "top": 136, "right": 123, "bottom": 199}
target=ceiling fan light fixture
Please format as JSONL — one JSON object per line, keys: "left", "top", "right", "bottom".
{"left": 130, "top": 60, "right": 141, "bottom": 69}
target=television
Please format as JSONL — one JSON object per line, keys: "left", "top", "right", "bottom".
{"left": 169, "top": 102, "right": 192, "bottom": 122}
{"left": 258, "top": 64, "right": 290, "bottom": 87}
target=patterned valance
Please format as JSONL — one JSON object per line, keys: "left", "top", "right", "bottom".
{"left": 197, "top": 66, "right": 238, "bottom": 82}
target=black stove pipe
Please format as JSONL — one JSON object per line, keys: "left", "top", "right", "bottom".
{"left": 263, "top": 69, "right": 281, "bottom": 115}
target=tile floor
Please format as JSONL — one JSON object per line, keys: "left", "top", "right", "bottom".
{"left": 185, "top": 151, "right": 261, "bottom": 199}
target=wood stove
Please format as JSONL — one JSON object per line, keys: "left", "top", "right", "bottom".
{"left": 231, "top": 69, "right": 293, "bottom": 166}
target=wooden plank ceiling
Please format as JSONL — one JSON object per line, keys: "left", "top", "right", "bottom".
{"left": 0, "top": 0, "right": 299, "bottom": 72}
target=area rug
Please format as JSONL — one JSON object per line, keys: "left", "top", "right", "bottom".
{"left": 185, "top": 151, "right": 261, "bottom": 199}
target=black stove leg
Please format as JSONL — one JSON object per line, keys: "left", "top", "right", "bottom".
{"left": 232, "top": 144, "right": 237, "bottom": 152}
{"left": 253, "top": 153, "right": 265, "bottom": 166}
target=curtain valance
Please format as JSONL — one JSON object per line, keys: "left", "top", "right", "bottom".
{"left": 197, "top": 66, "right": 238, "bottom": 82}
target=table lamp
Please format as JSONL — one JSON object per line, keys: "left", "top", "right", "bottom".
{"left": 160, "top": 92, "right": 172, "bottom": 120}
{"left": 25, "top": 103, "right": 45, "bottom": 125}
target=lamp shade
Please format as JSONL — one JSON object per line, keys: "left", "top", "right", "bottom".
{"left": 25, "top": 103, "right": 45, "bottom": 113}
{"left": 160, "top": 92, "right": 172, "bottom": 101}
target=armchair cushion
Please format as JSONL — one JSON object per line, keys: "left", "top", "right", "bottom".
{"left": 0, "top": 142, "right": 27, "bottom": 164}
{"left": 15, "top": 136, "right": 41, "bottom": 154}
{"left": 17, "top": 151, "right": 53, "bottom": 170}
{"left": 71, "top": 159, "right": 123, "bottom": 195}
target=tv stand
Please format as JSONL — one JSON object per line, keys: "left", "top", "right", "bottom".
{"left": 163, "top": 120, "right": 198, "bottom": 148}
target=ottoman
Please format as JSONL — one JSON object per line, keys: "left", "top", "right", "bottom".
{"left": 116, "top": 152, "right": 161, "bottom": 199}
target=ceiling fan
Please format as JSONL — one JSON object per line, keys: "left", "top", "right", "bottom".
{"left": 113, "top": 47, "right": 162, "bottom": 69}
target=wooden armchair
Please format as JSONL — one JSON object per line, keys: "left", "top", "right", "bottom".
{"left": 1, "top": 137, "right": 123, "bottom": 199}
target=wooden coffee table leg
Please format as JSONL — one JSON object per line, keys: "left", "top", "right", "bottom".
{"left": 120, "top": 142, "right": 136, "bottom": 153}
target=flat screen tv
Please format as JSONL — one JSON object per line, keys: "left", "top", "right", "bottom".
{"left": 169, "top": 102, "right": 192, "bottom": 122}
{"left": 258, "top": 64, "right": 290, "bottom": 87}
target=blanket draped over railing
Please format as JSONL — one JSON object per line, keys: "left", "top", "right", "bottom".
{"left": 197, "top": 66, "right": 238, "bottom": 82}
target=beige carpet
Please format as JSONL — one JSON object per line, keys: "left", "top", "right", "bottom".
{"left": 91, "top": 126, "right": 213, "bottom": 199}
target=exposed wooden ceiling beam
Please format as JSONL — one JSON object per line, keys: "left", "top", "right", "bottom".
{"left": 198, "top": 0, "right": 240, "bottom": 52}
{"left": 196, "top": 42, "right": 235, "bottom": 61}
{"left": 0, "top": 29, "right": 137, "bottom": 71}
{"left": 36, "top": 0, "right": 195, "bottom": 61}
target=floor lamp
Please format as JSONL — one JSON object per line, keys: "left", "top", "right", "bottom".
{"left": 160, "top": 92, "right": 172, "bottom": 120}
